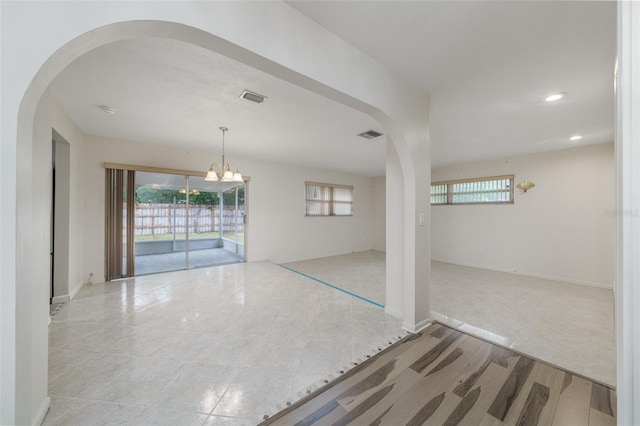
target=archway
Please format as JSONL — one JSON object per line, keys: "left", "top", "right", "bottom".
{"left": 3, "top": 15, "right": 431, "bottom": 425}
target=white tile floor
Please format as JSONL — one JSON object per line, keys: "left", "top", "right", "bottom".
{"left": 285, "top": 252, "right": 615, "bottom": 387}
{"left": 283, "top": 251, "right": 386, "bottom": 307}
{"left": 430, "top": 260, "right": 616, "bottom": 387}
{"left": 135, "top": 247, "right": 244, "bottom": 276}
{"left": 46, "top": 261, "right": 404, "bottom": 425}
{"left": 46, "top": 252, "right": 615, "bottom": 425}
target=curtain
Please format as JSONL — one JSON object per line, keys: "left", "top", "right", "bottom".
{"left": 105, "top": 168, "right": 135, "bottom": 280}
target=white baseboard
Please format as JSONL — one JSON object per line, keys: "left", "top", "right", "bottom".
{"left": 384, "top": 306, "right": 403, "bottom": 320}
{"left": 402, "top": 317, "right": 432, "bottom": 334}
{"left": 69, "top": 280, "right": 84, "bottom": 300}
{"left": 430, "top": 259, "right": 612, "bottom": 290}
{"left": 51, "top": 280, "right": 84, "bottom": 305}
{"left": 32, "top": 396, "right": 50, "bottom": 425}
{"left": 51, "top": 294, "right": 70, "bottom": 304}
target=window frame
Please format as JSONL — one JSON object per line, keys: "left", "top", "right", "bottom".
{"left": 431, "top": 174, "right": 514, "bottom": 205}
{"left": 305, "top": 181, "right": 354, "bottom": 217}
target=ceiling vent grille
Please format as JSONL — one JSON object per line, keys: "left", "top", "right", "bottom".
{"left": 358, "top": 129, "right": 383, "bottom": 139}
{"left": 240, "top": 89, "right": 267, "bottom": 104}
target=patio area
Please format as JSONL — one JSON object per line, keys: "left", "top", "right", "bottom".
{"left": 135, "top": 247, "right": 244, "bottom": 276}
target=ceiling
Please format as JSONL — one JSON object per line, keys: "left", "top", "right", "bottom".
{"left": 51, "top": 1, "right": 616, "bottom": 175}
{"left": 51, "top": 38, "right": 385, "bottom": 176}
{"left": 288, "top": 1, "right": 616, "bottom": 167}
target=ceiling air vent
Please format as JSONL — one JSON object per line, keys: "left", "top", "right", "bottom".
{"left": 358, "top": 129, "right": 384, "bottom": 139}
{"left": 240, "top": 89, "right": 267, "bottom": 104}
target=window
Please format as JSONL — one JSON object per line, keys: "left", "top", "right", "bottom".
{"left": 430, "top": 175, "right": 514, "bottom": 205}
{"left": 305, "top": 182, "right": 353, "bottom": 216}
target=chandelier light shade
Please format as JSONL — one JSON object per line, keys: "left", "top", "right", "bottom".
{"left": 205, "top": 167, "right": 218, "bottom": 182}
{"left": 205, "top": 127, "right": 244, "bottom": 183}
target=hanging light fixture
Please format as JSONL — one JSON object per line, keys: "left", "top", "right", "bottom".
{"left": 205, "top": 127, "right": 243, "bottom": 183}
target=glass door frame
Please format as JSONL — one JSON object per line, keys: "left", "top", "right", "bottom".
{"left": 104, "top": 163, "right": 249, "bottom": 278}
{"left": 221, "top": 182, "right": 246, "bottom": 258}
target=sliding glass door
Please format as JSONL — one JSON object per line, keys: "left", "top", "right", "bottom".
{"left": 105, "top": 165, "right": 247, "bottom": 279}
{"left": 186, "top": 176, "right": 225, "bottom": 270}
{"left": 133, "top": 171, "right": 188, "bottom": 275}
{"left": 222, "top": 183, "right": 245, "bottom": 258}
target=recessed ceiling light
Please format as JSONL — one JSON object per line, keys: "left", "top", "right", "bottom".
{"left": 545, "top": 92, "right": 566, "bottom": 102}
{"left": 96, "top": 105, "right": 116, "bottom": 114}
{"left": 569, "top": 135, "right": 583, "bottom": 141}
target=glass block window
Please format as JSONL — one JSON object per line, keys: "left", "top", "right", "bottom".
{"left": 430, "top": 175, "right": 514, "bottom": 205}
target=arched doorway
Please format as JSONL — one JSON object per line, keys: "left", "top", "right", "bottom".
{"left": 3, "top": 13, "right": 431, "bottom": 424}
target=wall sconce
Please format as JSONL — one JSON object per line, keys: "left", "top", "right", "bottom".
{"left": 516, "top": 181, "right": 535, "bottom": 193}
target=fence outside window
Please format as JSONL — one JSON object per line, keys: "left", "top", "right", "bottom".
{"left": 134, "top": 204, "right": 244, "bottom": 239}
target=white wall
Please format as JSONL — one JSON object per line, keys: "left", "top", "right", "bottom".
{"left": 0, "top": 90, "right": 86, "bottom": 424}
{"left": 1, "top": 4, "right": 430, "bottom": 423}
{"left": 83, "top": 134, "right": 377, "bottom": 282}
{"left": 372, "top": 176, "right": 386, "bottom": 252}
{"left": 50, "top": 97, "right": 85, "bottom": 299}
{"left": 431, "top": 143, "right": 615, "bottom": 288}
{"left": 385, "top": 141, "right": 404, "bottom": 318}
{"left": 9, "top": 92, "right": 87, "bottom": 424}
{"left": 17, "top": 89, "right": 53, "bottom": 426}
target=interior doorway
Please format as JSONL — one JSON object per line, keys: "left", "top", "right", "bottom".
{"left": 50, "top": 130, "right": 71, "bottom": 304}
{"left": 50, "top": 140, "right": 55, "bottom": 303}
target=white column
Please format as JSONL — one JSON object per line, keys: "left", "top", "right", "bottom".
{"left": 616, "top": 2, "right": 640, "bottom": 425}
{"left": 385, "top": 139, "right": 405, "bottom": 318}
{"left": 403, "top": 126, "right": 432, "bottom": 333}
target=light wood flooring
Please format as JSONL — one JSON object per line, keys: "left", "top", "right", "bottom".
{"left": 260, "top": 323, "right": 616, "bottom": 426}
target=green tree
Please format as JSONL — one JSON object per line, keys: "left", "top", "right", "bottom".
{"left": 135, "top": 187, "right": 222, "bottom": 206}
{"left": 190, "top": 191, "right": 220, "bottom": 205}
{"left": 135, "top": 188, "right": 175, "bottom": 203}
{"left": 222, "top": 187, "right": 244, "bottom": 206}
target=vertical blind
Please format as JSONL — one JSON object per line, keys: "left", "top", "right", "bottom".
{"left": 105, "top": 168, "right": 135, "bottom": 280}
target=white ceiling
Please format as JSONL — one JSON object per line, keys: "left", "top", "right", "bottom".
{"left": 288, "top": 1, "right": 616, "bottom": 167}
{"left": 51, "top": 38, "right": 386, "bottom": 176}
{"left": 51, "top": 1, "right": 616, "bottom": 175}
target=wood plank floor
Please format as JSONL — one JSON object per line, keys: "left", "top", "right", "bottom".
{"left": 260, "top": 323, "right": 615, "bottom": 426}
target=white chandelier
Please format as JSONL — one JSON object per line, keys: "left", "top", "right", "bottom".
{"left": 205, "top": 127, "right": 243, "bottom": 182}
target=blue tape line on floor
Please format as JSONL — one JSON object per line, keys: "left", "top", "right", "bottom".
{"left": 276, "top": 263, "right": 385, "bottom": 309}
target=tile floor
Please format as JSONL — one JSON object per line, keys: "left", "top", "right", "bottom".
{"left": 46, "top": 252, "right": 615, "bottom": 425}
{"left": 263, "top": 323, "right": 616, "bottom": 426}
{"left": 285, "top": 251, "right": 615, "bottom": 387}
{"left": 135, "top": 247, "right": 244, "bottom": 276}
{"left": 46, "top": 261, "right": 404, "bottom": 425}
{"left": 283, "top": 251, "right": 386, "bottom": 306}
{"left": 430, "top": 261, "right": 616, "bottom": 387}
